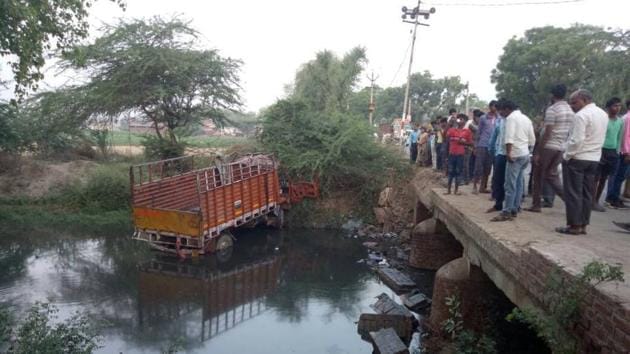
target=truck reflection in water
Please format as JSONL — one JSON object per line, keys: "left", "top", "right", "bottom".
{"left": 137, "top": 234, "right": 282, "bottom": 343}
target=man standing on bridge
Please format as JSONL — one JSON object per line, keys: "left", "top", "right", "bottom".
{"left": 525, "top": 84, "right": 573, "bottom": 213}
{"left": 445, "top": 115, "right": 473, "bottom": 195}
{"left": 491, "top": 99, "right": 535, "bottom": 222}
{"left": 556, "top": 89, "right": 608, "bottom": 235}
{"left": 408, "top": 125, "right": 419, "bottom": 164}
{"left": 472, "top": 101, "right": 498, "bottom": 195}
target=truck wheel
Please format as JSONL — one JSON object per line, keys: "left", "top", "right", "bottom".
{"left": 216, "top": 232, "right": 234, "bottom": 262}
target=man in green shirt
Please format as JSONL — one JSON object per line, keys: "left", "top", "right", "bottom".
{"left": 593, "top": 97, "right": 623, "bottom": 212}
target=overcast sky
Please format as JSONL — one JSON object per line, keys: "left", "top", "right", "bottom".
{"left": 3, "top": 0, "right": 629, "bottom": 111}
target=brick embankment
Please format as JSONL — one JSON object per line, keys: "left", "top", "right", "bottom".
{"left": 412, "top": 167, "right": 630, "bottom": 353}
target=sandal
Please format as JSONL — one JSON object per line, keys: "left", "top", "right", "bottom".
{"left": 555, "top": 226, "right": 582, "bottom": 235}
{"left": 524, "top": 207, "right": 541, "bottom": 213}
{"left": 485, "top": 207, "right": 499, "bottom": 213}
{"left": 491, "top": 213, "right": 513, "bottom": 222}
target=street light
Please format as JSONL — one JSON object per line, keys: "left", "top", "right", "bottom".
{"left": 400, "top": 1, "right": 436, "bottom": 125}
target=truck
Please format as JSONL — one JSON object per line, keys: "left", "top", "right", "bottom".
{"left": 130, "top": 154, "right": 317, "bottom": 257}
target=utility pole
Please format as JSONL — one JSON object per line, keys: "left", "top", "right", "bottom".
{"left": 464, "top": 81, "right": 470, "bottom": 118}
{"left": 400, "top": 1, "right": 435, "bottom": 125}
{"left": 367, "top": 71, "right": 379, "bottom": 126}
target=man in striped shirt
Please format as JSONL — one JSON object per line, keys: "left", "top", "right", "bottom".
{"left": 525, "top": 84, "right": 574, "bottom": 213}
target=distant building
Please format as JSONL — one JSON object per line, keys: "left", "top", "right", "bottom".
{"left": 128, "top": 121, "right": 166, "bottom": 135}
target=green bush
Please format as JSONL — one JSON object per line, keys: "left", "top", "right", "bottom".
{"left": 260, "top": 99, "right": 409, "bottom": 215}
{"left": 1, "top": 303, "right": 101, "bottom": 354}
{"left": 58, "top": 166, "right": 130, "bottom": 212}
{"left": 141, "top": 135, "right": 187, "bottom": 160}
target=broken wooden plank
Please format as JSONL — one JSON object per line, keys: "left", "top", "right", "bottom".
{"left": 369, "top": 327, "right": 409, "bottom": 354}
{"left": 376, "top": 267, "right": 416, "bottom": 293}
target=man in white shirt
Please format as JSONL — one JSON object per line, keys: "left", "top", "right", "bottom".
{"left": 491, "top": 99, "right": 535, "bottom": 222}
{"left": 556, "top": 89, "right": 608, "bottom": 235}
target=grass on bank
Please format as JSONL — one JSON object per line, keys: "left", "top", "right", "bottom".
{"left": 0, "top": 162, "right": 133, "bottom": 236}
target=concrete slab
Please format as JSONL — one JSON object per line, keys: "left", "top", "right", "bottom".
{"left": 369, "top": 327, "right": 409, "bottom": 354}
{"left": 377, "top": 267, "right": 417, "bottom": 293}
{"left": 420, "top": 182, "right": 630, "bottom": 306}
{"left": 400, "top": 291, "right": 431, "bottom": 312}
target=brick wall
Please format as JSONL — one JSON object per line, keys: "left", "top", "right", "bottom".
{"left": 409, "top": 231, "right": 463, "bottom": 270}
{"left": 515, "top": 249, "right": 629, "bottom": 354}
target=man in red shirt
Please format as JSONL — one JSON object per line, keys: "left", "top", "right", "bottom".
{"left": 445, "top": 114, "right": 474, "bottom": 195}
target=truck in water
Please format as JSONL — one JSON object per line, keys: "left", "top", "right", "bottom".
{"left": 130, "top": 154, "right": 317, "bottom": 257}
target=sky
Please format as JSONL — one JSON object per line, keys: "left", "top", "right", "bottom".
{"left": 2, "top": 0, "right": 629, "bottom": 112}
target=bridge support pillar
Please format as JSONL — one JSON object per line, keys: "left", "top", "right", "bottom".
{"left": 427, "top": 257, "right": 492, "bottom": 336}
{"left": 413, "top": 196, "right": 432, "bottom": 224}
{"left": 409, "top": 217, "right": 462, "bottom": 270}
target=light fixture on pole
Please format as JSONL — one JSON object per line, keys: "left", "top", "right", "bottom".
{"left": 400, "top": 1, "right": 436, "bottom": 125}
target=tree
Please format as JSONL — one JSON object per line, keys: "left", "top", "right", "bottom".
{"left": 407, "top": 72, "right": 468, "bottom": 122}
{"left": 491, "top": 25, "right": 628, "bottom": 117}
{"left": 349, "top": 71, "right": 471, "bottom": 124}
{"left": 60, "top": 17, "right": 242, "bottom": 158}
{"left": 260, "top": 48, "right": 407, "bottom": 207}
{"left": 293, "top": 47, "right": 367, "bottom": 112}
{"left": 0, "top": 0, "right": 125, "bottom": 97}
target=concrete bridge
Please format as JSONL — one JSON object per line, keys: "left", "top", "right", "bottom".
{"left": 410, "top": 169, "right": 630, "bottom": 353}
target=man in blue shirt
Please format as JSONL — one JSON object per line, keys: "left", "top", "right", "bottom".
{"left": 408, "top": 125, "right": 419, "bottom": 163}
{"left": 487, "top": 103, "right": 506, "bottom": 213}
{"left": 472, "top": 101, "right": 498, "bottom": 194}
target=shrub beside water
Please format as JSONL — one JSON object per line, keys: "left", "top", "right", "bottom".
{"left": 0, "top": 163, "right": 133, "bottom": 236}
{"left": 57, "top": 166, "right": 131, "bottom": 212}
{"left": 0, "top": 303, "right": 101, "bottom": 354}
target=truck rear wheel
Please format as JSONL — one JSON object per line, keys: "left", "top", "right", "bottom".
{"left": 216, "top": 232, "right": 234, "bottom": 262}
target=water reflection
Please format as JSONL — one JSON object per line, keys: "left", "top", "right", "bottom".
{"left": 0, "top": 228, "right": 391, "bottom": 354}
{"left": 137, "top": 255, "right": 281, "bottom": 343}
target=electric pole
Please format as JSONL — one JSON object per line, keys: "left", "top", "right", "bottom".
{"left": 464, "top": 81, "right": 470, "bottom": 118}
{"left": 400, "top": 1, "right": 435, "bottom": 125}
{"left": 367, "top": 71, "right": 379, "bottom": 126}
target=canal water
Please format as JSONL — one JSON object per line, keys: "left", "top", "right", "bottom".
{"left": 0, "top": 228, "right": 412, "bottom": 354}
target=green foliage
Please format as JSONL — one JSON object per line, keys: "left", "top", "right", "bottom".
{"left": 455, "top": 331, "right": 498, "bottom": 354}
{"left": 89, "top": 129, "right": 110, "bottom": 159}
{"left": 443, "top": 295, "right": 464, "bottom": 340}
{"left": 442, "top": 295, "right": 497, "bottom": 354}
{"left": 506, "top": 261, "right": 624, "bottom": 354}
{"left": 293, "top": 47, "right": 367, "bottom": 112}
{"left": 0, "top": 0, "right": 125, "bottom": 97}
{"left": 60, "top": 16, "right": 242, "bottom": 153}
{"left": 261, "top": 47, "right": 409, "bottom": 217}
{"left": 18, "top": 88, "right": 95, "bottom": 156}
{"left": 492, "top": 25, "right": 630, "bottom": 116}
{"left": 0, "top": 102, "right": 22, "bottom": 152}
{"left": 261, "top": 99, "right": 407, "bottom": 198}
{"left": 5, "top": 303, "right": 101, "bottom": 354}
{"left": 141, "top": 135, "right": 187, "bottom": 160}
{"left": 57, "top": 166, "right": 130, "bottom": 212}
{"left": 349, "top": 71, "right": 474, "bottom": 124}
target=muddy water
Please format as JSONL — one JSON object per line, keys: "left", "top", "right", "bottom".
{"left": 0, "top": 228, "right": 405, "bottom": 354}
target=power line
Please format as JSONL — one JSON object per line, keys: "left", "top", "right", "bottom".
{"left": 389, "top": 33, "right": 414, "bottom": 87}
{"left": 424, "top": 0, "right": 584, "bottom": 7}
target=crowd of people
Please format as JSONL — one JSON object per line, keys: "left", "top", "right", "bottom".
{"left": 406, "top": 85, "right": 630, "bottom": 235}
